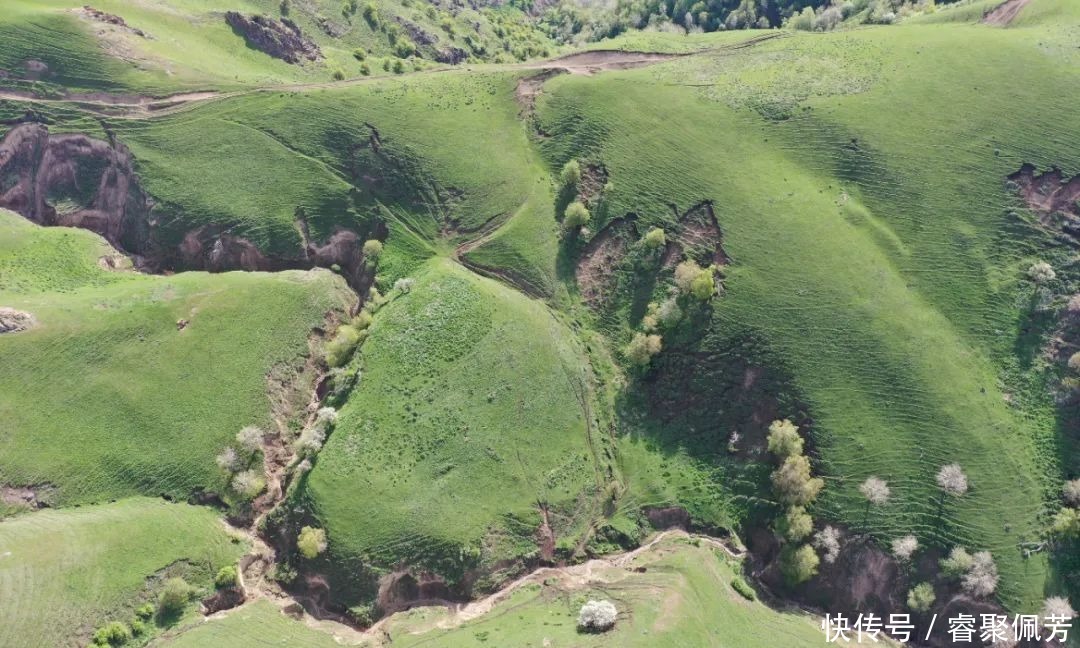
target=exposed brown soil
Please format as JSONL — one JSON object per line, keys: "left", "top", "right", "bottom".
{"left": 575, "top": 216, "right": 638, "bottom": 307}
{"left": 644, "top": 506, "right": 691, "bottom": 530}
{"left": 1, "top": 484, "right": 56, "bottom": 510}
{"left": 578, "top": 163, "right": 608, "bottom": 207}
{"left": 1009, "top": 163, "right": 1080, "bottom": 245}
{"left": 225, "top": 13, "right": 322, "bottom": 64}
{"left": 514, "top": 69, "right": 565, "bottom": 119}
{"left": 536, "top": 504, "right": 556, "bottom": 563}
{"left": 201, "top": 586, "right": 246, "bottom": 614}
{"left": 529, "top": 50, "right": 681, "bottom": 76}
{"left": 674, "top": 201, "right": 730, "bottom": 266}
{"left": 376, "top": 570, "right": 456, "bottom": 616}
{"left": 982, "top": 0, "right": 1033, "bottom": 25}
{"left": 77, "top": 5, "right": 148, "bottom": 38}
{"left": 0, "top": 307, "right": 35, "bottom": 334}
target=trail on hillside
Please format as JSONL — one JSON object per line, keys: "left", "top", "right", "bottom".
{"left": 982, "top": 0, "right": 1032, "bottom": 24}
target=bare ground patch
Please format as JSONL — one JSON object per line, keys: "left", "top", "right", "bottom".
{"left": 1009, "top": 163, "right": 1080, "bottom": 243}
{"left": 983, "top": 0, "right": 1033, "bottom": 25}
{"left": 576, "top": 216, "right": 638, "bottom": 308}
{"left": 0, "top": 307, "right": 35, "bottom": 334}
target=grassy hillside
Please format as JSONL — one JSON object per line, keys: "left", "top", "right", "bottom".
{"left": 296, "top": 258, "right": 606, "bottom": 602}
{"left": 0, "top": 498, "right": 245, "bottom": 648}
{"left": 0, "top": 210, "right": 353, "bottom": 505}
{"left": 530, "top": 7, "right": 1080, "bottom": 609}
{"left": 154, "top": 601, "right": 343, "bottom": 648}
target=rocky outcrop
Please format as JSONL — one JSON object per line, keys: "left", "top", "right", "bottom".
{"left": 224, "top": 12, "right": 322, "bottom": 64}
{"left": 435, "top": 46, "right": 469, "bottom": 65}
{"left": 0, "top": 122, "right": 153, "bottom": 255}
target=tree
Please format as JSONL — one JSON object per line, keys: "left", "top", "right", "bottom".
{"left": 298, "top": 526, "right": 328, "bottom": 559}
{"left": 860, "top": 476, "right": 890, "bottom": 506}
{"left": 937, "top": 463, "right": 968, "bottom": 496}
{"left": 231, "top": 469, "right": 266, "bottom": 499}
{"left": 656, "top": 297, "right": 682, "bottom": 328}
{"left": 362, "top": 239, "right": 383, "bottom": 259}
{"left": 158, "top": 577, "right": 192, "bottom": 616}
{"left": 563, "top": 201, "right": 590, "bottom": 229}
{"left": 1068, "top": 353, "right": 1080, "bottom": 372}
{"left": 1049, "top": 507, "right": 1080, "bottom": 538}
{"left": 940, "top": 546, "right": 974, "bottom": 579}
{"left": 643, "top": 227, "right": 666, "bottom": 249}
{"left": 1028, "top": 261, "right": 1056, "bottom": 283}
{"left": 624, "top": 332, "right": 662, "bottom": 366}
{"left": 1064, "top": 479, "right": 1080, "bottom": 506}
{"left": 215, "top": 565, "right": 238, "bottom": 589}
{"left": 780, "top": 544, "right": 819, "bottom": 585}
{"left": 394, "top": 277, "right": 415, "bottom": 294}
{"left": 560, "top": 159, "right": 581, "bottom": 189}
{"left": 1042, "top": 596, "right": 1076, "bottom": 628}
{"left": 766, "top": 419, "right": 803, "bottom": 459}
{"left": 689, "top": 266, "right": 715, "bottom": 301}
{"left": 961, "top": 551, "right": 999, "bottom": 598}
{"left": 236, "top": 426, "right": 263, "bottom": 453}
{"left": 326, "top": 325, "right": 362, "bottom": 368}
{"left": 779, "top": 506, "right": 813, "bottom": 542}
{"left": 216, "top": 447, "right": 240, "bottom": 472}
{"left": 813, "top": 526, "right": 842, "bottom": 563}
{"left": 578, "top": 599, "right": 617, "bottom": 632}
{"left": 907, "top": 583, "right": 935, "bottom": 613}
{"left": 771, "top": 455, "right": 824, "bottom": 506}
{"left": 891, "top": 535, "right": 918, "bottom": 561}
{"left": 674, "top": 260, "right": 704, "bottom": 293}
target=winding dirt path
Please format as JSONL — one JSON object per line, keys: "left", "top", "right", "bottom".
{"left": 982, "top": 0, "right": 1032, "bottom": 25}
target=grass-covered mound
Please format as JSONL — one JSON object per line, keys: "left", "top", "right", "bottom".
{"left": 296, "top": 258, "right": 605, "bottom": 605}
{"left": 0, "top": 498, "right": 245, "bottom": 648}
{"left": 531, "top": 8, "right": 1080, "bottom": 609}
{"left": 0, "top": 210, "right": 352, "bottom": 505}
{"left": 156, "top": 600, "right": 343, "bottom": 648}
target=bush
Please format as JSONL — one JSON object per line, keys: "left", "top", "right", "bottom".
{"left": 215, "top": 447, "right": 240, "bottom": 472}
{"left": 731, "top": 576, "right": 756, "bottom": 600}
{"left": 624, "top": 332, "right": 662, "bottom": 366}
{"left": 1050, "top": 507, "right": 1080, "bottom": 538}
{"left": 326, "top": 325, "right": 362, "bottom": 368}
{"left": 577, "top": 599, "right": 617, "bottom": 632}
{"left": 360, "top": 63, "right": 371, "bottom": 76}
{"left": 298, "top": 526, "right": 329, "bottom": 559}
{"left": 394, "top": 41, "right": 415, "bottom": 58}
{"left": 353, "top": 48, "right": 366, "bottom": 60}
{"left": 129, "top": 619, "right": 146, "bottom": 636}
{"left": 394, "top": 277, "right": 416, "bottom": 294}
{"left": 362, "top": 239, "right": 383, "bottom": 259}
{"left": 331, "top": 68, "right": 346, "bottom": 81}
{"left": 643, "top": 227, "right": 666, "bottom": 249}
{"left": 158, "top": 577, "right": 192, "bottom": 616}
{"left": 215, "top": 565, "right": 238, "bottom": 589}
{"left": 560, "top": 159, "right": 581, "bottom": 189}
{"left": 352, "top": 310, "right": 373, "bottom": 331}
{"left": 563, "top": 201, "right": 590, "bottom": 229}
{"left": 936, "top": 463, "right": 968, "bottom": 496}
{"left": 135, "top": 603, "right": 154, "bottom": 620}
{"left": 766, "top": 419, "right": 803, "bottom": 458}
{"left": 93, "top": 621, "right": 132, "bottom": 646}
{"left": 780, "top": 544, "right": 819, "bottom": 585}
{"left": 907, "top": 582, "right": 935, "bottom": 613}
{"left": 362, "top": 2, "right": 378, "bottom": 25}
{"left": 392, "top": 59, "right": 406, "bottom": 74}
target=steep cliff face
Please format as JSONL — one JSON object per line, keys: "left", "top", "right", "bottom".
{"left": 0, "top": 123, "right": 379, "bottom": 292}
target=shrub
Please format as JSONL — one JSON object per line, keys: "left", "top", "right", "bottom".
{"left": 326, "top": 325, "right": 362, "bottom": 368}
{"left": 577, "top": 599, "right": 617, "bottom": 632}
{"left": 937, "top": 463, "right": 968, "bottom": 496}
{"left": 362, "top": 239, "right": 383, "bottom": 259}
{"left": 236, "top": 425, "right": 263, "bottom": 453}
{"left": 779, "top": 506, "right": 813, "bottom": 542}
{"left": 560, "top": 159, "right": 581, "bottom": 189}
{"left": 689, "top": 266, "right": 715, "bottom": 301}
{"left": 1066, "top": 479, "right": 1080, "bottom": 506}
{"left": 353, "top": 48, "right": 366, "bottom": 60}
{"left": 766, "top": 419, "right": 803, "bottom": 458}
{"left": 331, "top": 68, "right": 346, "bottom": 81}
{"left": 158, "top": 577, "right": 192, "bottom": 616}
{"left": 360, "top": 63, "right": 371, "bottom": 76}
{"left": 643, "top": 227, "right": 666, "bottom": 249}
{"left": 1028, "top": 261, "right": 1056, "bottom": 283}
{"left": 392, "top": 59, "right": 406, "bottom": 74}
{"left": 961, "top": 551, "right": 999, "bottom": 598}
{"left": 394, "top": 41, "right": 415, "bottom": 58}
{"left": 382, "top": 58, "right": 391, "bottom": 71}
{"left": 362, "top": 2, "right": 378, "bottom": 25}
{"left": 624, "top": 332, "right": 662, "bottom": 366}
{"left": 780, "top": 544, "right": 819, "bottom": 585}
{"left": 771, "top": 455, "right": 824, "bottom": 506}
{"left": 129, "top": 619, "right": 146, "bottom": 636}
{"left": 907, "top": 583, "right": 935, "bottom": 613}
{"left": 940, "top": 546, "right": 974, "bottom": 579}
{"left": 231, "top": 469, "right": 266, "bottom": 499}
{"left": 563, "top": 201, "right": 590, "bottom": 229}
{"left": 813, "top": 525, "right": 841, "bottom": 563}
{"left": 215, "top": 565, "right": 238, "bottom": 589}
{"left": 394, "top": 277, "right": 416, "bottom": 294}
{"left": 859, "top": 476, "right": 890, "bottom": 506}
{"left": 93, "top": 621, "right": 132, "bottom": 646}
{"left": 731, "top": 576, "right": 756, "bottom": 600}
{"left": 891, "top": 535, "right": 918, "bottom": 561}
{"left": 298, "top": 526, "right": 329, "bottom": 559}
{"left": 135, "top": 604, "right": 154, "bottom": 620}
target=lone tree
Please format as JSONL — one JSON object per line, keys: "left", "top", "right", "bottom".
{"left": 860, "top": 476, "right": 890, "bottom": 506}
{"left": 362, "top": 239, "right": 383, "bottom": 260}
{"left": 560, "top": 159, "right": 581, "bottom": 190}
{"left": 937, "top": 463, "right": 968, "bottom": 497}
{"left": 772, "top": 455, "right": 824, "bottom": 506}
{"left": 563, "top": 201, "right": 590, "bottom": 230}
{"left": 813, "top": 526, "right": 842, "bottom": 564}
{"left": 891, "top": 535, "right": 919, "bottom": 561}
{"left": 297, "top": 526, "right": 329, "bottom": 559}
{"left": 577, "top": 599, "right": 617, "bottom": 632}
{"left": 1028, "top": 261, "right": 1056, "bottom": 283}
{"left": 907, "top": 583, "right": 935, "bottom": 613}
{"left": 766, "top": 419, "right": 804, "bottom": 459}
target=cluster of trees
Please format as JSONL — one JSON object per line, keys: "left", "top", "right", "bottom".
{"left": 215, "top": 426, "right": 268, "bottom": 501}
{"left": 88, "top": 578, "right": 199, "bottom": 646}
{"left": 559, "top": 160, "right": 592, "bottom": 233}
{"left": 765, "top": 419, "right": 827, "bottom": 585}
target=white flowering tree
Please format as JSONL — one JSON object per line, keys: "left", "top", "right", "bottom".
{"left": 578, "top": 599, "right": 617, "bottom": 632}
{"left": 891, "top": 535, "right": 918, "bottom": 562}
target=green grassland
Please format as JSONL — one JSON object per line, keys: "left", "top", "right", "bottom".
{"left": 0, "top": 210, "right": 353, "bottom": 505}
{"left": 154, "top": 601, "right": 343, "bottom": 648}
{"left": 297, "top": 258, "right": 605, "bottom": 600}
{"left": 0, "top": 497, "right": 245, "bottom": 648}
{"left": 530, "top": 5, "right": 1080, "bottom": 610}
